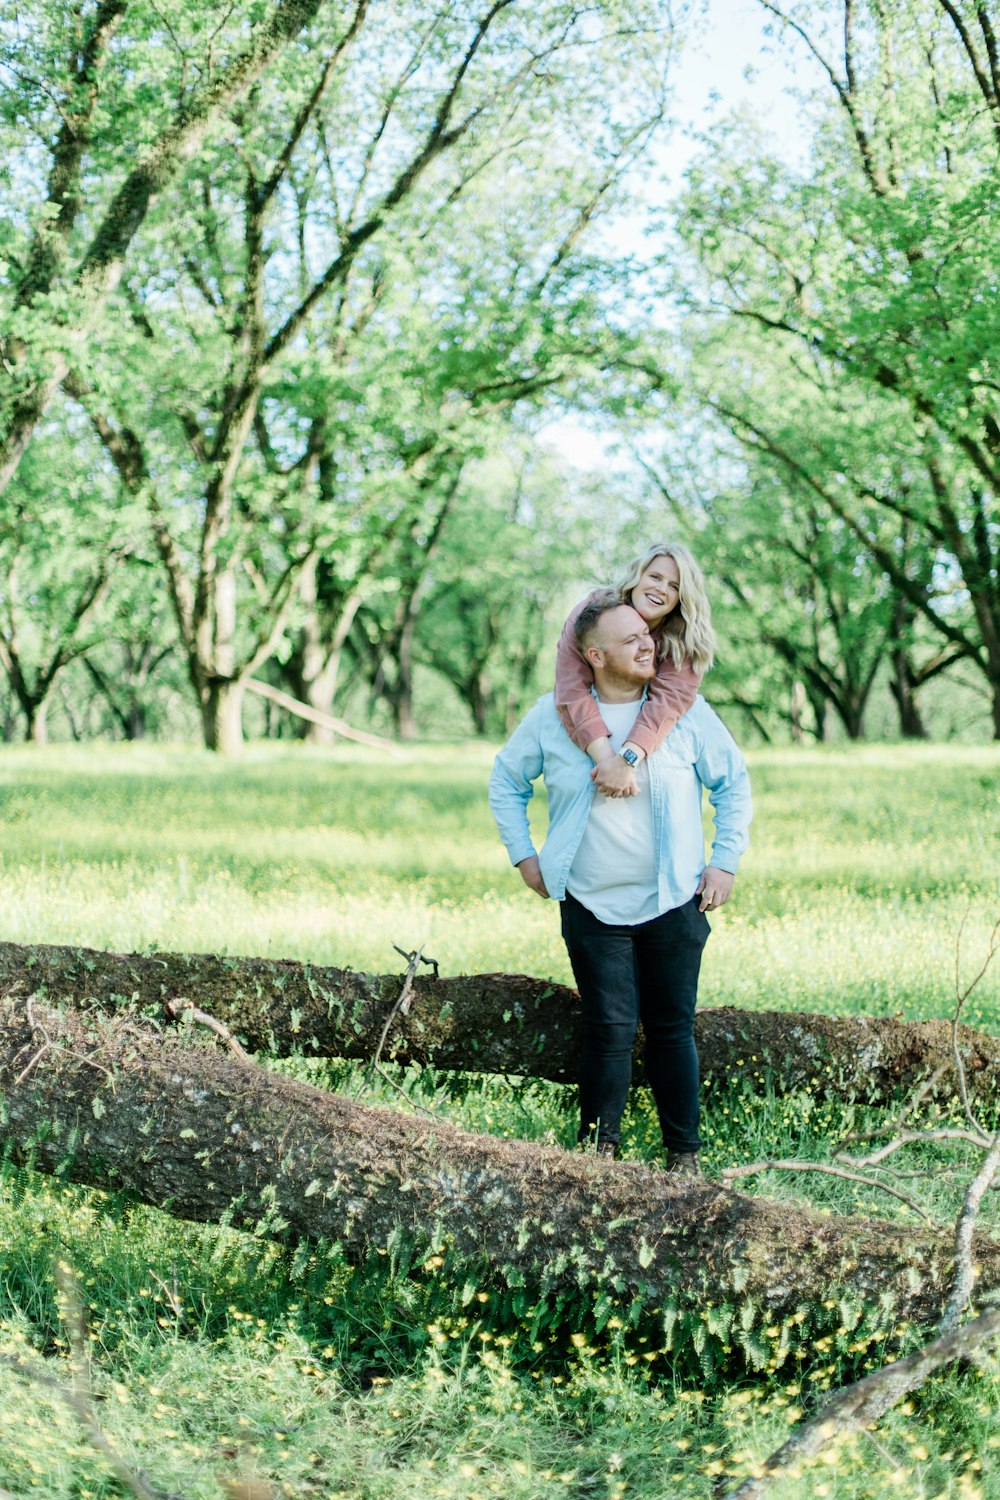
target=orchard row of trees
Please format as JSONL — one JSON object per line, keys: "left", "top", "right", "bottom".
{"left": 654, "top": 0, "right": 1000, "bottom": 742}
{"left": 1, "top": 0, "right": 997, "bottom": 749}
{"left": 1, "top": 0, "right": 668, "bottom": 750}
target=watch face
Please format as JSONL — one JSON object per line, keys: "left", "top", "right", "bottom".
{"left": 622, "top": 749, "right": 638, "bottom": 766}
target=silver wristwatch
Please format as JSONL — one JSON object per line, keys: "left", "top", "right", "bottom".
{"left": 620, "top": 748, "right": 639, "bottom": 767}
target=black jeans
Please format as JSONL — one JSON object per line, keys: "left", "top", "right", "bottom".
{"left": 560, "top": 890, "right": 709, "bottom": 1154}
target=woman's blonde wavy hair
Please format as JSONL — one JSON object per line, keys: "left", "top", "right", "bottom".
{"left": 614, "top": 541, "right": 716, "bottom": 675}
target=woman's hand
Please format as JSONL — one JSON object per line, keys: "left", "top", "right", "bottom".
{"left": 516, "top": 854, "right": 549, "bottom": 898}
{"left": 591, "top": 756, "right": 638, "bottom": 798}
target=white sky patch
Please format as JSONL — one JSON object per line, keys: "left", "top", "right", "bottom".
{"left": 538, "top": 418, "right": 618, "bottom": 472}
{"left": 672, "top": 0, "right": 816, "bottom": 169}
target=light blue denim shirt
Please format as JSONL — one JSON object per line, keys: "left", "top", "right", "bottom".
{"left": 488, "top": 692, "right": 752, "bottom": 910}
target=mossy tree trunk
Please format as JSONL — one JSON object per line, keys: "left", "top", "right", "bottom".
{"left": 2, "top": 940, "right": 998, "bottom": 1107}
{"left": 0, "top": 996, "right": 995, "bottom": 1351}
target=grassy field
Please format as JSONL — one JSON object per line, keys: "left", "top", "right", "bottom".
{"left": 0, "top": 740, "right": 998, "bottom": 1499}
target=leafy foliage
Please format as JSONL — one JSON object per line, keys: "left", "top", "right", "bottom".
{"left": 637, "top": 0, "right": 1000, "bottom": 740}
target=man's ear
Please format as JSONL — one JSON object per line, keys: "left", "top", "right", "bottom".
{"left": 584, "top": 643, "right": 604, "bottom": 670}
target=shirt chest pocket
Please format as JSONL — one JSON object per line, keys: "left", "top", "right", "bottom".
{"left": 656, "top": 723, "right": 697, "bottom": 770}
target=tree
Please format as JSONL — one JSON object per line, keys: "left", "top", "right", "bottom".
{"left": 79, "top": 565, "right": 183, "bottom": 740}
{"left": 53, "top": 0, "right": 679, "bottom": 749}
{"left": 661, "top": 0, "right": 1000, "bottom": 735}
{"left": 4, "top": 990, "right": 1000, "bottom": 1347}
{"left": 411, "top": 448, "right": 585, "bottom": 734}
{"left": 0, "top": 0, "right": 340, "bottom": 497}
{"left": 644, "top": 439, "right": 942, "bottom": 739}
{"left": 7, "top": 937, "right": 1000, "bottom": 1108}
{"left": 249, "top": 50, "right": 673, "bottom": 741}
{"left": 0, "top": 413, "right": 135, "bottom": 742}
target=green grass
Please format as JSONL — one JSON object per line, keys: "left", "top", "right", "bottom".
{"left": 0, "top": 740, "right": 997, "bottom": 1020}
{"left": 0, "top": 739, "right": 999, "bottom": 1498}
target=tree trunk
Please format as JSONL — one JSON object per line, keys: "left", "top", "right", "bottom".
{"left": 291, "top": 558, "right": 334, "bottom": 744}
{"left": 58, "top": 679, "right": 84, "bottom": 742}
{"left": 1, "top": 995, "right": 996, "bottom": 1348}
{"left": 3, "top": 941, "right": 999, "bottom": 1108}
{"left": 200, "top": 679, "right": 245, "bottom": 755}
{"left": 838, "top": 699, "right": 866, "bottom": 741}
{"left": 393, "top": 619, "right": 418, "bottom": 740}
{"left": 290, "top": 561, "right": 363, "bottom": 746}
{"left": 889, "top": 647, "right": 928, "bottom": 740}
{"left": 463, "top": 673, "right": 490, "bottom": 735}
{"left": 302, "top": 665, "right": 338, "bottom": 745}
{"left": 806, "top": 688, "right": 828, "bottom": 741}
{"left": 824, "top": 669, "right": 872, "bottom": 741}
{"left": 790, "top": 680, "right": 807, "bottom": 742}
{"left": 126, "top": 697, "right": 147, "bottom": 741}
{"left": 25, "top": 698, "right": 49, "bottom": 746}
{"left": 83, "top": 652, "right": 154, "bottom": 740}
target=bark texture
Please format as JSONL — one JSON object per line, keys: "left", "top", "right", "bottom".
{"left": 1, "top": 941, "right": 998, "bottom": 1105}
{"left": 1, "top": 996, "right": 996, "bottom": 1338}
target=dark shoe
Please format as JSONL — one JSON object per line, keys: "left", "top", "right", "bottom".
{"left": 664, "top": 1149, "right": 701, "bottom": 1179}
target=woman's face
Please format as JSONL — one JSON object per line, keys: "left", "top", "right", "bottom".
{"left": 629, "top": 554, "right": 680, "bottom": 629}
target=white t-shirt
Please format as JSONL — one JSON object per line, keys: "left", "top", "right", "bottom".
{"left": 566, "top": 697, "right": 660, "bottom": 925}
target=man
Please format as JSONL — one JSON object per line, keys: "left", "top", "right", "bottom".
{"left": 488, "top": 593, "right": 752, "bottom": 1175}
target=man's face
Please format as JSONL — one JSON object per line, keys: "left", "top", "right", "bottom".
{"left": 588, "top": 606, "right": 656, "bottom": 689}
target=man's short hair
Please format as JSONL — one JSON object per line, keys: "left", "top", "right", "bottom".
{"left": 574, "top": 589, "right": 625, "bottom": 652}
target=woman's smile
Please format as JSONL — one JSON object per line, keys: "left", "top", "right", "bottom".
{"left": 630, "top": 554, "right": 681, "bottom": 626}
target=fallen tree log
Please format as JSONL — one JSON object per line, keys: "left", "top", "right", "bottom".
{"left": 1, "top": 995, "right": 998, "bottom": 1352}
{"left": 2, "top": 940, "right": 998, "bottom": 1105}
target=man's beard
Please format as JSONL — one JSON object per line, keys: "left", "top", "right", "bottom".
{"left": 602, "top": 661, "right": 655, "bottom": 692}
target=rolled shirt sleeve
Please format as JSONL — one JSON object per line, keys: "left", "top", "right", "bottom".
{"left": 487, "top": 702, "right": 546, "bottom": 869}
{"left": 693, "top": 708, "right": 753, "bottom": 874}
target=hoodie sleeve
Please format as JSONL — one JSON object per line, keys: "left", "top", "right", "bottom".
{"left": 622, "top": 654, "right": 701, "bottom": 757}
{"left": 553, "top": 592, "right": 610, "bottom": 752}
